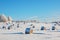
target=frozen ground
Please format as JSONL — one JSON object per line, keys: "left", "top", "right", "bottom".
{"left": 0, "top": 22, "right": 60, "bottom": 40}
{"left": 0, "top": 32, "right": 60, "bottom": 40}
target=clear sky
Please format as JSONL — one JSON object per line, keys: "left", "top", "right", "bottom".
{"left": 0, "top": 0, "right": 60, "bottom": 22}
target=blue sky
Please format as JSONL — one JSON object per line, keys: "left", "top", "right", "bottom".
{"left": 0, "top": 0, "right": 60, "bottom": 22}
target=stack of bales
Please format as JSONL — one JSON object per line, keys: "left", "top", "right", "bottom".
{"left": 8, "top": 16, "right": 12, "bottom": 22}
{"left": 0, "top": 14, "right": 8, "bottom": 22}
{"left": 0, "top": 14, "right": 12, "bottom": 22}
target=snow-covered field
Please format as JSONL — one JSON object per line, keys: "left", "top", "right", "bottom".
{"left": 0, "top": 32, "right": 60, "bottom": 40}
{"left": 0, "top": 22, "right": 60, "bottom": 40}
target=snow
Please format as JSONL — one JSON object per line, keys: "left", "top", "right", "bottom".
{"left": 0, "top": 32, "right": 60, "bottom": 40}
{"left": 0, "top": 22, "right": 60, "bottom": 40}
